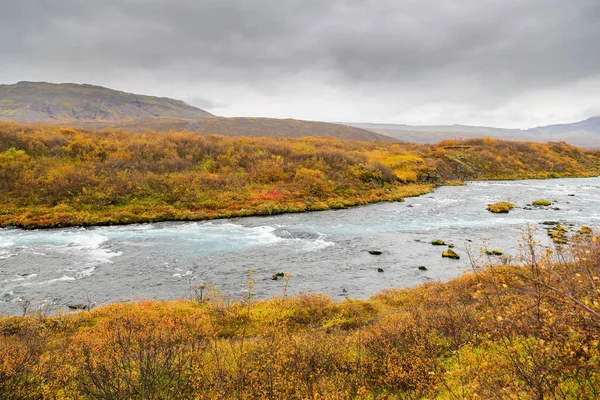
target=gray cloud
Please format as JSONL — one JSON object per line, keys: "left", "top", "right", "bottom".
{"left": 1, "top": 0, "right": 600, "bottom": 127}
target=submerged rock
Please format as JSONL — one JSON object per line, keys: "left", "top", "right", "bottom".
{"left": 272, "top": 272, "right": 285, "bottom": 280}
{"left": 67, "top": 304, "right": 88, "bottom": 311}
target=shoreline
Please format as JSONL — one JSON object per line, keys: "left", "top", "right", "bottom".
{"left": 2, "top": 173, "right": 599, "bottom": 231}
{"left": 0, "top": 184, "right": 435, "bottom": 230}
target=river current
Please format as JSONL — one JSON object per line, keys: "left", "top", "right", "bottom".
{"left": 1, "top": 177, "right": 599, "bottom": 315}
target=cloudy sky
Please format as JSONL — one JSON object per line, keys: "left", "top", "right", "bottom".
{"left": 1, "top": 0, "right": 599, "bottom": 128}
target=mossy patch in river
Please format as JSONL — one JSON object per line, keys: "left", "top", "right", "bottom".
{"left": 442, "top": 248, "right": 460, "bottom": 259}
{"left": 532, "top": 199, "right": 552, "bottom": 207}
{"left": 487, "top": 202, "right": 514, "bottom": 213}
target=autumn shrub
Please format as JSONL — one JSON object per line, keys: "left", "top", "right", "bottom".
{"left": 1, "top": 122, "right": 598, "bottom": 228}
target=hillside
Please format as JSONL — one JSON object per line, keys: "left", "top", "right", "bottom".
{"left": 0, "top": 82, "right": 393, "bottom": 142}
{"left": 1, "top": 123, "right": 599, "bottom": 229}
{"left": 0, "top": 81, "right": 214, "bottom": 123}
{"left": 73, "top": 117, "right": 395, "bottom": 142}
{"left": 346, "top": 118, "right": 600, "bottom": 148}
{"left": 528, "top": 115, "right": 600, "bottom": 135}
{"left": 191, "top": 117, "right": 395, "bottom": 141}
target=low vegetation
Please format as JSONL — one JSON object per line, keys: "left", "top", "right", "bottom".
{"left": 532, "top": 199, "right": 552, "bottom": 206}
{"left": 487, "top": 201, "right": 515, "bottom": 213}
{"left": 1, "top": 123, "right": 599, "bottom": 229}
{"left": 442, "top": 248, "right": 460, "bottom": 259}
{"left": 1, "top": 230, "right": 598, "bottom": 399}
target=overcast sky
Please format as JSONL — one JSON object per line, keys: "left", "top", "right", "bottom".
{"left": 1, "top": 0, "right": 599, "bottom": 128}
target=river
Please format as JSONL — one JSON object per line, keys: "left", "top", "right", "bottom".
{"left": 1, "top": 177, "right": 599, "bottom": 315}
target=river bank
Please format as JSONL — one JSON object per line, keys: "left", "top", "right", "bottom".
{"left": 2, "top": 177, "right": 599, "bottom": 315}
{"left": 2, "top": 124, "right": 599, "bottom": 229}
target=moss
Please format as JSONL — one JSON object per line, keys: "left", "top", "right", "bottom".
{"left": 578, "top": 226, "right": 592, "bottom": 235}
{"left": 442, "top": 248, "right": 460, "bottom": 259}
{"left": 532, "top": 199, "right": 552, "bottom": 206}
{"left": 548, "top": 227, "right": 569, "bottom": 244}
{"left": 487, "top": 202, "right": 515, "bottom": 213}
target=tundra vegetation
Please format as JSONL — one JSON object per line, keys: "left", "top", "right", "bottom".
{"left": 0, "top": 230, "right": 598, "bottom": 399}
{"left": 1, "top": 123, "right": 599, "bottom": 229}
{"left": 487, "top": 201, "right": 515, "bottom": 213}
{"left": 1, "top": 123, "right": 600, "bottom": 398}
{"left": 532, "top": 199, "right": 552, "bottom": 206}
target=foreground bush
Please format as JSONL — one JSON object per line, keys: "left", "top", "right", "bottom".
{"left": 1, "top": 230, "right": 598, "bottom": 398}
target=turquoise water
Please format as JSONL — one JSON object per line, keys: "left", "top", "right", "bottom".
{"left": 1, "top": 177, "right": 599, "bottom": 314}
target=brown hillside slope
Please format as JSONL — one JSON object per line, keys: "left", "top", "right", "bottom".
{"left": 191, "top": 117, "right": 396, "bottom": 141}
{"left": 63, "top": 117, "right": 396, "bottom": 142}
{"left": 0, "top": 81, "right": 214, "bottom": 123}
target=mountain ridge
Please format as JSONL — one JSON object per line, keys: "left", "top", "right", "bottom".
{"left": 2, "top": 81, "right": 599, "bottom": 146}
{"left": 345, "top": 117, "right": 600, "bottom": 148}
{"left": 0, "top": 81, "right": 214, "bottom": 123}
{"left": 0, "top": 82, "right": 394, "bottom": 142}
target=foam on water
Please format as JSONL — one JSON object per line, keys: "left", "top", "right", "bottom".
{"left": 39, "top": 276, "right": 77, "bottom": 286}
{"left": 301, "top": 237, "right": 335, "bottom": 252}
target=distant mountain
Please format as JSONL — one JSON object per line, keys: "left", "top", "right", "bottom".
{"left": 528, "top": 116, "right": 600, "bottom": 135}
{"left": 0, "top": 82, "right": 393, "bottom": 142}
{"left": 345, "top": 118, "right": 600, "bottom": 148}
{"left": 0, "top": 81, "right": 214, "bottom": 123}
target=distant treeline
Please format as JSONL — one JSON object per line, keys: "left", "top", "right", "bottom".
{"left": 1, "top": 122, "right": 599, "bottom": 228}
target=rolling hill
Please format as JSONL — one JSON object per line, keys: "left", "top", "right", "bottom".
{"left": 345, "top": 118, "right": 600, "bottom": 148}
{"left": 0, "top": 82, "right": 394, "bottom": 142}
{"left": 0, "top": 81, "right": 214, "bottom": 123}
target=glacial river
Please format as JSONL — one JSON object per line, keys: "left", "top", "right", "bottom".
{"left": 1, "top": 177, "right": 599, "bottom": 315}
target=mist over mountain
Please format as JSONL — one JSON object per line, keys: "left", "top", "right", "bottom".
{"left": 346, "top": 117, "right": 600, "bottom": 148}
